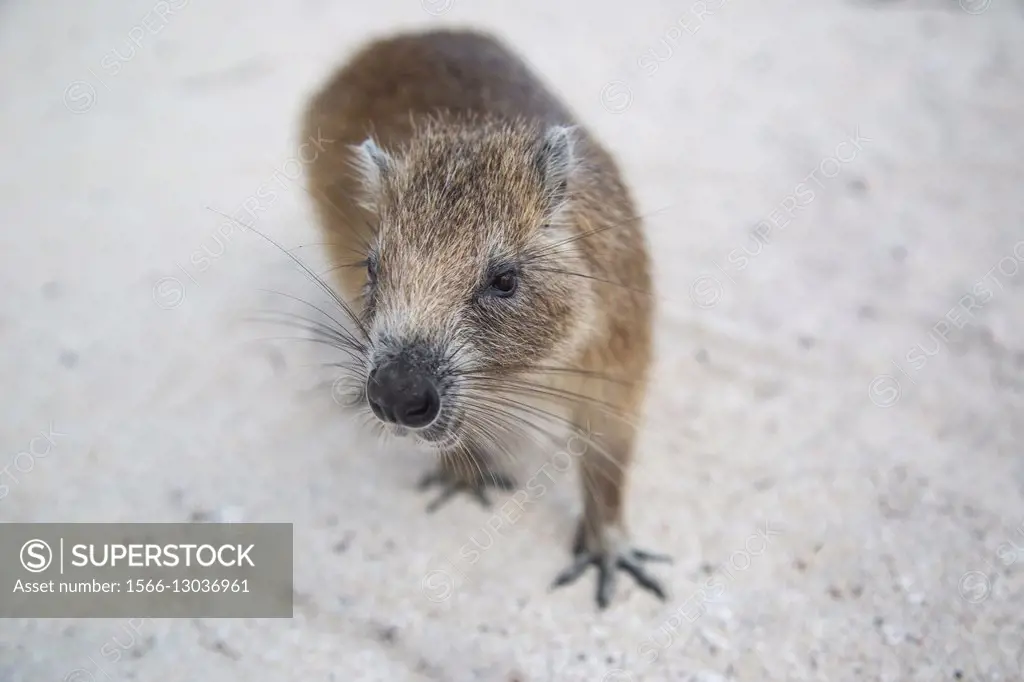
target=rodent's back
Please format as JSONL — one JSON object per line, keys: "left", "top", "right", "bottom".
{"left": 305, "top": 29, "right": 575, "bottom": 151}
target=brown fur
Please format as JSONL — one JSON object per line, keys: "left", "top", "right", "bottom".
{"left": 300, "top": 29, "right": 656, "bottom": 598}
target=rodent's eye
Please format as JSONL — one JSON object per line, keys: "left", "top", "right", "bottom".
{"left": 365, "top": 258, "right": 377, "bottom": 285}
{"left": 485, "top": 269, "right": 518, "bottom": 298}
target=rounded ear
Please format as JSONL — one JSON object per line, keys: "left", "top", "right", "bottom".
{"left": 350, "top": 136, "right": 395, "bottom": 200}
{"left": 536, "top": 124, "right": 579, "bottom": 209}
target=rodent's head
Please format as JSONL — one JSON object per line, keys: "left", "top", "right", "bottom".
{"left": 346, "top": 119, "right": 597, "bottom": 447}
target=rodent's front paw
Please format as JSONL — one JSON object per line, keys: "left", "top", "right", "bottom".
{"left": 550, "top": 521, "right": 671, "bottom": 609}
{"left": 417, "top": 464, "right": 515, "bottom": 513}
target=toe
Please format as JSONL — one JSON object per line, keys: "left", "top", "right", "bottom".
{"left": 618, "top": 555, "right": 667, "bottom": 601}
{"left": 471, "top": 486, "right": 492, "bottom": 508}
{"left": 549, "top": 545, "right": 670, "bottom": 607}
{"left": 425, "top": 486, "right": 461, "bottom": 513}
{"left": 417, "top": 470, "right": 443, "bottom": 490}
{"left": 632, "top": 549, "right": 673, "bottom": 563}
{"left": 595, "top": 555, "right": 618, "bottom": 609}
{"left": 551, "top": 553, "right": 592, "bottom": 589}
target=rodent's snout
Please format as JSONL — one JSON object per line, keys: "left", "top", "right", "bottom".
{"left": 366, "top": 359, "right": 441, "bottom": 429}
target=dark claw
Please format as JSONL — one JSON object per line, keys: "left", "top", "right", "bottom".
{"left": 424, "top": 485, "right": 461, "bottom": 513}
{"left": 551, "top": 547, "right": 670, "bottom": 609}
{"left": 471, "top": 487, "right": 492, "bottom": 508}
{"left": 596, "top": 556, "right": 617, "bottom": 609}
{"left": 632, "top": 549, "right": 674, "bottom": 563}
{"left": 418, "top": 468, "right": 515, "bottom": 513}
{"left": 417, "top": 470, "right": 444, "bottom": 490}
{"left": 551, "top": 554, "right": 591, "bottom": 587}
{"left": 618, "top": 553, "right": 667, "bottom": 600}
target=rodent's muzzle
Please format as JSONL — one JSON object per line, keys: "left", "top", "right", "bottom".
{"left": 366, "top": 358, "right": 441, "bottom": 429}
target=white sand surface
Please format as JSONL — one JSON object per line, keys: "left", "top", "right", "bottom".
{"left": 1, "top": 0, "right": 1022, "bottom": 680}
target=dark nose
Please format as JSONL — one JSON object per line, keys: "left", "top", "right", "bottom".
{"left": 366, "top": 360, "right": 441, "bottom": 428}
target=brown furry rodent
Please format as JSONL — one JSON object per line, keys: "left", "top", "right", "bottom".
{"left": 300, "top": 29, "right": 668, "bottom": 608}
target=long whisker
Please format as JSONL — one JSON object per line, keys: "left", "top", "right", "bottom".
{"left": 248, "top": 309, "right": 365, "bottom": 353}
{"left": 525, "top": 204, "right": 672, "bottom": 262}
{"left": 300, "top": 180, "right": 382, "bottom": 258}
{"left": 442, "top": 334, "right": 475, "bottom": 371}
{"left": 480, "top": 392, "right": 631, "bottom": 434}
{"left": 528, "top": 267, "right": 652, "bottom": 297}
{"left": 255, "top": 289, "right": 363, "bottom": 344}
{"left": 460, "top": 395, "right": 574, "bottom": 457}
{"left": 459, "top": 401, "right": 558, "bottom": 466}
{"left": 461, "top": 364, "right": 636, "bottom": 387}
{"left": 319, "top": 259, "right": 371, "bottom": 278}
{"left": 461, "top": 390, "right": 624, "bottom": 471}
{"left": 457, "top": 439, "right": 489, "bottom": 490}
{"left": 250, "top": 323, "right": 362, "bottom": 359}
{"left": 205, "top": 208, "right": 370, "bottom": 340}
{"left": 287, "top": 241, "right": 360, "bottom": 252}
{"left": 248, "top": 309, "right": 366, "bottom": 355}
{"left": 253, "top": 334, "right": 366, "bottom": 363}
{"left": 526, "top": 224, "right": 615, "bottom": 261}
{"left": 463, "top": 377, "right": 631, "bottom": 420}
{"left": 463, "top": 392, "right": 630, "bottom": 481}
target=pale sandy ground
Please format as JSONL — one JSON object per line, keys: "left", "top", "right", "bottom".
{"left": 1, "top": 0, "right": 1023, "bottom": 680}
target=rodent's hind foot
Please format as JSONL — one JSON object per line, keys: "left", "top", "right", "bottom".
{"left": 550, "top": 522, "right": 672, "bottom": 609}
{"left": 417, "top": 466, "right": 515, "bottom": 513}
